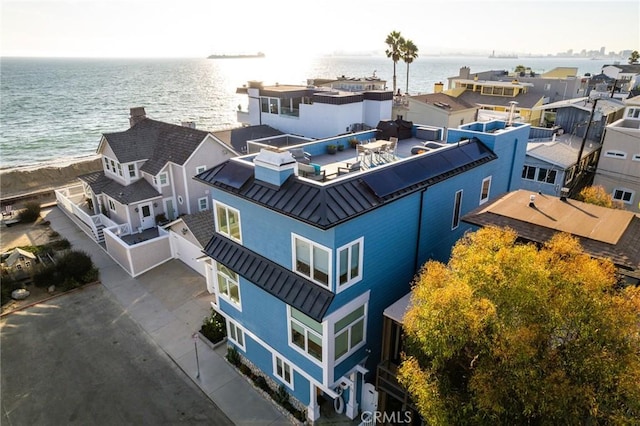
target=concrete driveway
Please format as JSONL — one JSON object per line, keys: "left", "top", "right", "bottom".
{"left": 0, "top": 284, "right": 233, "bottom": 425}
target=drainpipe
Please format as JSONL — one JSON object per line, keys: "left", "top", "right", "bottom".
{"left": 414, "top": 188, "right": 427, "bottom": 273}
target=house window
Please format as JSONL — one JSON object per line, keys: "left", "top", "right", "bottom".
{"left": 116, "top": 163, "right": 123, "bottom": 177}
{"left": 452, "top": 190, "right": 463, "bottom": 230}
{"left": 627, "top": 108, "right": 640, "bottom": 119}
{"left": 196, "top": 165, "right": 207, "bottom": 175}
{"left": 103, "top": 157, "right": 109, "bottom": 170}
{"left": 16, "top": 264, "right": 22, "bottom": 271}
{"left": 261, "top": 98, "right": 269, "bottom": 113}
{"left": 480, "top": 176, "right": 491, "bottom": 204}
{"left": 334, "top": 304, "right": 366, "bottom": 361}
{"left": 157, "top": 172, "right": 169, "bottom": 186}
{"left": 216, "top": 263, "right": 240, "bottom": 308}
{"left": 613, "top": 188, "right": 634, "bottom": 204}
{"left": 565, "top": 167, "right": 575, "bottom": 184}
{"left": 25, "top": 261, "right": 31, "bottom": 267}
{"left": 215, "top": 202, "right": 241, "bottom": 242}
{"left": 293, "top": 235, "right": 330, "bottom": 288}
{"left": 337, "top": 238, "right": 363, "bottom": 290}
{"left": 522, "top": 165, "right": 536, "bottom": 180}
{"left": 289, "top": 308, "right": 323, "bottom": 362}
{"left": 198, "top": 197, "right": 208, "bottom": 212}
{"left": 537, "top": 168, "right": 557, "bottom": 184}
{"left": 632, "top": 154, "right": 640, "bottom": 162}
{"left": 273, "top": 355, "right": 293, "bottom": 388}
{"left": 108, "top": 199, "right": 116, "bottom": 212}
{"left": 269, "top": 98, "right": 279, "bottom": 114}
{"left": 128, "top": 164, "right": 136, "bottom": 178}
{"left": 227, "top": 320, "right": 245, "bottom": 351}
{"left": 604, "top": 150, "right": 627, "bottom": 159}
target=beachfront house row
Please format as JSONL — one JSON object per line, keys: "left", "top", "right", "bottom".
{"left": 55, "top": 107, "right": 235, "bottom": 276}
{"left": 194, "top": 119, "right": 530, "bottom": 422}
{"left": 593, "top": 95, "right": 640, "bottom": 213}
{"left": 236, "top": 79, "right": 393, "bottom": 139}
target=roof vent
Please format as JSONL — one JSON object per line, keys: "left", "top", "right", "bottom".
{"left": 560, "top": 187, "right": 569, "bottom": 201}
{"left": 529, "top": 194, "right": 536, "bottom": 207}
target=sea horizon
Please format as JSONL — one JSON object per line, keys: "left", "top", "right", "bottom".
{"left": 0, "top": 55, "right": 618, "bottom": 170}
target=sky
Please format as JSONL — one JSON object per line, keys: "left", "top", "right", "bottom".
{"left": 1, "top": 0, "right": 638, "bottom": 58}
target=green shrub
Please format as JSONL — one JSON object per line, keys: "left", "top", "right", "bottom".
{"left": 82, "top": 267, "right": 100, "bottom": 283}
{"left": 253, "top": 375, "right": 269, "bottom": 392}
{"left": 32, "top": 264, "right": 61, "bottom": 288}
{"left": 48, "top": 230, "right": 60, "bottom": 238}
{"left": 18, "top": 202, "right": 41, "bottom": 223}
{"left": 61, "top": 277, "right": 81, "bottom": 291}
{"left": 200, "top": 308, "right": 226, "bottom": 343}
{"left": 274, "top": 384, "right": 289, "bottom": 405}
{"left": 47, "top": 239, "right": 70, "bottom": 251}
{"left": 57, "top": 250, "right": 94, "bottom": 283}
{"left": 226, "top": 346, "right": 241, "bottom": 366}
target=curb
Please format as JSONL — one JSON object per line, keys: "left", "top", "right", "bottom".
{"left": 0, "top": 281, "right": 101, "bottom": 318}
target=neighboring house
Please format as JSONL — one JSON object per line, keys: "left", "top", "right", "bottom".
{"left": 601, "top": 63, "right": 640, "bottom": 94}
{"left": 521, "top": 138, "right": 601, "bottom": 197}
{"left": 194, "top": 119, "right": 530, "bottom": 422}
{"left": 55, "top": 108, "right": 234, "bottom": 277}
{"left": 401, "top": 91, "right": 478, "bottom": 139}
{"left": 593, "top": 95, "right": 640, "bottom": 213}
{"left": 446, "top": 72, "right": 545, "bottom": 124}
{"left": 236, "top": 80, "right": 393, "bottom": 139}
{"left": 534, "top": 96, "right": 625, "bottom": 140}
{"left": 210, "top": 124, "right": 285, "bottom": 154}
{"left": 462, "top": 189, "right": 640, "bottom": 285}
{"left": 164, "top": 210, "right": 214, "bottom": 276}
{"left": 307, "top": 74, "right": 386, "bottom": 92}
{"left": 447, "top": 66, "right": 590, "bottom": 104}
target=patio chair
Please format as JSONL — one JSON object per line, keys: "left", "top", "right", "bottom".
{"left": 289, "top": 148, "right": 311, "bottom": 165}
{"left": 2, "top": 205, "right": 13, "bottom": 218}
{"left": 298, "top": 162, "right": 326, "bottom": 181}
{"left": 337, "top": 161, "right": 362, "bottom": 176}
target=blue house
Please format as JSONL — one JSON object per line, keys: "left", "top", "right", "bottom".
{"left": 195, "top": 120, "right": 529, "bottom": 422}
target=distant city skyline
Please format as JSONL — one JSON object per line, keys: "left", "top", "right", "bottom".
{"left": 1, "top": 0, "right": 638, "bottom": 59}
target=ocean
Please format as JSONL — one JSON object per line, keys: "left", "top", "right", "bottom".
{"left": 0, "top": 55, "right": 614, "bottom": 169}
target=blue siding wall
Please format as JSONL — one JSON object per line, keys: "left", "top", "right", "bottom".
{"left": 520, "top": 156, "right": 566, "bottom": 196}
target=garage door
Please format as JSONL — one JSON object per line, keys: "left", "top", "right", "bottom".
{"left": 171, "top": 232, "right": 205, "bottom": 276}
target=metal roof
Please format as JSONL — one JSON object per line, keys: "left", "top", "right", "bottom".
{"left": 204, "top": 234, "right": 334, "bottom": 321}
{"left": 526, "top": 140, "right": 601, "bottom": 168}
{"left": 195, "top": 139, "right": 497, "bottom": 230}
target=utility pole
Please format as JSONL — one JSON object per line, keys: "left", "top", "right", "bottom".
{"left": 573, "top": 97, "right": 600, "bottom": 191}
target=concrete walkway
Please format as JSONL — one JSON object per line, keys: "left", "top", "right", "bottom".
{"left": 43, "top": 206, "right": 292, "bottom": 426}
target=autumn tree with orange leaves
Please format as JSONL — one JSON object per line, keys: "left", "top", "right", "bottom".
{"left": 398, "top": 227, "right": 640, "bottom": 425}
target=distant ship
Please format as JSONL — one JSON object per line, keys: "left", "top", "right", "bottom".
{"left": 489, "top": 50, "right": 518, "bottom": 59}
{"left": 207, "top": 52, "right": 265, "bottom": 59}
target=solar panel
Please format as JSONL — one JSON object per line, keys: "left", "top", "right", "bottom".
{"left": 212, "top": 162, "right": 254, "bottom": 189}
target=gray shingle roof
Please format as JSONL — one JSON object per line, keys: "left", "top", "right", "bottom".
{"left": 409, "top": 92, "right": 477, "bottom": 111}
{"left": 527, "top": 140, "right": 601, "bottom": 168}
{"left": 180, "top": 210, "right": 214, "bottom": 247}
{"left": 204, "top": 234, "right": 334, "bottom": 321}
{"left": 103, "top": 118, "right": 211, "bottom": 175}
{"left": 195, "top": 139, "right": 497, "bottom": 230}
{"left": 79, "top": 171, "right": 160, "bottom": 204}
{"left": 458, "top": 90, "right": 544, "bottom": 109}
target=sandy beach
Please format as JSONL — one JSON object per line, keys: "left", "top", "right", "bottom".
{"left": 0, "top": 156, "right": 102, "bottom": 201}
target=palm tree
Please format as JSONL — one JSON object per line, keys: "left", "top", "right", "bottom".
{"left": 401, "top": 39, "right": 419, "bottom": 94}
{"left": 385, "top": 31, "right": 405, "bottom": 94}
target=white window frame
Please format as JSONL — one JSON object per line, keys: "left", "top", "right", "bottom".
{"left": 214, "top": 201, "right": 242, "bottom": 243}
{"left": 604, "top": 150, "right": 627, "bottom": 159}
{"left": 480, "top": 176, "right": 491, "bottom": 204}
{"left": 333, "top": 304, "right": 367, "bottom": 363}
{"left": 536, "top": 167, "right": 557, "bottom": 184}
{"left": 612, "top": 188, "right": 634, "bottom": 204}
{"left": 116, "top": 162, "right": 123, "bottom": 177}
{"left": 336, "top": 237, "right": 363, "bottom": 292}
{"left": 292, "top": 234, "right": 331, "bottom": 289}
{"left": 196, "top": 165, "right": 207, "bottom": 174}
{"left": 158, "top": 172, "right": 169, "bottom": 187}
{"left": 273, "top": 354, "right": 294, "bottom": 389}
{"left": 288, "top": 307, "right": 324, "bottom": 365}
{"left": 214, "top": 262, "right": 241, "bottom": 310}
{"left": 632, "top": 154, "right": 640, "bottom": 162}
{"left": 128, "top": 164, "right": 137, "bottom": 178}
{"left": 522, "top": 165, "right": 536, "bottom": 181}
{"left": 198, "top": 197, "right": 208, "bottom": 212}
{"left": 452, "top": 190, "right": 463, "bottom": 230}
{"left": 227, "top": 319, "right": 246, "bottom": 351}
{"left": 108, "top": 198, "right": 116, "bottom": 212}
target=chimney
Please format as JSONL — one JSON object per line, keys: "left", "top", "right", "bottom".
{"left": 253, "top": 149, "right": 296, "bottom": 187}
{"left": 434, "top": 82, "right": 444, "bottom": 93}
{"left": 460, "top": 66, "right": 471, "bottom": 80}
{"left": 529, "top": 194, "right": 536, "bottom": 207}
{"left": 181, "top": 121, "right": 196, "bottom": 129}
{"left": 129, "top": 107, "right": 146, "bottom": 127}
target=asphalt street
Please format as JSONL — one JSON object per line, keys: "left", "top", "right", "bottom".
{"left": 0, "top": 284, "right": 233, "bottom": 426}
